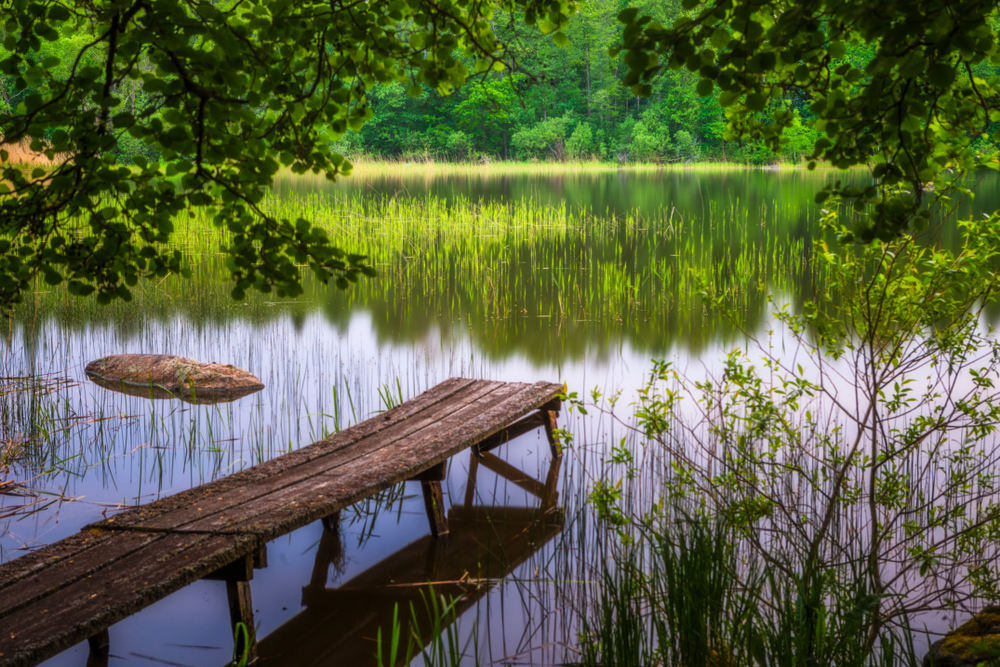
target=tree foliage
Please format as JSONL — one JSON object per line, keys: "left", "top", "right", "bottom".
{"left": 0, "top": 0, "right": 574, "bottom": 306}
{"left": 616, "top": 0, "right": 1000, "bottom": 240}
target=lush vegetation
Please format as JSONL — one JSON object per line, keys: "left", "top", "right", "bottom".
{"left": 3, "top": 1, "right": 1000, "bottom": 306}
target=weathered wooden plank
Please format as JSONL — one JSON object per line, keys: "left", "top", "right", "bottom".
{"left": 0, "top": 531, "right": 164, "bottom": 620}
{"left": 85, "top": 381, "right": 537, "bottom": 542}
{"left": 0, "top": 531, "right": 117, "bottom": 596}
{"left": 0, "top": 531, "right": 258, "bottom": 667}
{"left": 166, "top": 381, "right": 563, "bottom": 541}
{"left": 90, "top": 377, "right": 478, "bottom": 532}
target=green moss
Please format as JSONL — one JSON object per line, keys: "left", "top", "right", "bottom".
{"left": 939, "top": 608, "right": 1000, "bottom": 660}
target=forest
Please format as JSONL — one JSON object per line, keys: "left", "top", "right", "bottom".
{"left": 7, "top": 1, "right": 998, "bottom": 167}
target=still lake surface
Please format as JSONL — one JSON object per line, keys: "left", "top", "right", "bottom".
{"left": 4, "top": 167, "right": 1000, "bottom": 666}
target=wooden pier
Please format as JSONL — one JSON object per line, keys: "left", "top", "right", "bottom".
{"left": 0, "top": 378, "right": 563, "bottom": 667}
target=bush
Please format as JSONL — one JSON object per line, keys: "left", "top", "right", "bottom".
{"left": 672, "top": 130, "right": 700, "bottom": 162}
{"left": 445, "top": 131, "right": 472, "bottom": 161}
{"left": 511, "top": 115, "right": 570, "bottom": 161}
{"left": 582, "top": 200, "right": 1000, "bottom": 664}
{"left": 566, "top": 122, "right": 595, "bottom": 160}
{"left": 629, "top": 120, "right": 671, "bottom": 162}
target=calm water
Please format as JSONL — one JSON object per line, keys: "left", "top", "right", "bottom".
{"left": 4, "top": 167, "right": 999, "bottom": 666}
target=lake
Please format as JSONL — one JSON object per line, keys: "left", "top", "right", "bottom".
{"left": 4, "top": 165, "right": 999, "bottom": 666}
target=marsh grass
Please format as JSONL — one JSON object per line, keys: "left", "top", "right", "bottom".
{"left": 14, "top": 189, "right": 823, "bottom": 362}
{"left": 578, "top": 511, "right": 921, "bottom": 667}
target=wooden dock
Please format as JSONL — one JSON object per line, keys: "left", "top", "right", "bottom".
{"left": 0, "top": 378, "right": 563, "bottom": 667}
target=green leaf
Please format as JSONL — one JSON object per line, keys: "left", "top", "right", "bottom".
{"left": 617, "top": 7, "right": 639, "bottom": 24}
{"left": 710, "top": 28, "right": 729, "bottom": 49}
{"left": 696, "top": 79, "right": 714, "bottom": 97}
{"left": 928, "top": 62, "right": 956, "bottom": 88}
{"left": 744, "top": 93, "right": 767, "bottom": 111}
{"left": 552, "top": 31, "right": 569, "bottom": 47}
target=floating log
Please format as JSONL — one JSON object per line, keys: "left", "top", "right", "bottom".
{"left": 85, "top": 354, "right": 264, "bottom": 404}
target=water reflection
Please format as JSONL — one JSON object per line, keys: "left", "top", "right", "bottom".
{"left": 85, "top": 375, "right": 263, "bottom": 405}
{"left": 258, "top": 454, "right": 562, "bottom": 666}
{"left": 9, "top": 169, "right": 1000, "bottom": 666}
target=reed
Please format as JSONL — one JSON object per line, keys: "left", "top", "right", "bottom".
{"left": 11, "top": 190, "right": 824, "bottom": 362}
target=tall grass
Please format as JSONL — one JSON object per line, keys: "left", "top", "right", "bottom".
{"left": 13, "top": 191, "right": 823, "bottom": 361}
{"left": 339, "top": 158, "right": 803, "bottom": 177}
{"left": 579, "top": 511, "right": 920, "bottom": 667}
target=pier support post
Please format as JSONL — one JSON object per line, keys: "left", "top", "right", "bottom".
{"left": 422, "top": 480, "right": 448, "bottom": 537}
{"left": 206, "top": 553, "right": 258, "bottom": 664}
{"left": 540, "top": 399, "right": 562, "bottom": 458}
{"left": 410, "top": 461, "right": 449, "bottom": 537}
{"left": 227, "top": 578, "right": 256, "bottom": 664}
{"left": 542, "top": 453, "right": 562, "bottom": 512}
{"left": 85, "top": 628, "right": 110, "bottom": 667}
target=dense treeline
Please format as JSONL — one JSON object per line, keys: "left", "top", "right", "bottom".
{"left": 328, "top": 0, "right": 1000, "bottom": 165}
{"left": 343, "top": 0, "right": 812, "bottom": 164}
{"left": 3, "top": 1, "right": 998, "bottom": 167}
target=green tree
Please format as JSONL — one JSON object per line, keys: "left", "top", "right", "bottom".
{"left": 0, "top": 0, "right": 574, "bottom": 307}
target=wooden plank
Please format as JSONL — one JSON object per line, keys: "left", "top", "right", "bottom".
{"left": 87, "top": 377, "right": 479, "bottom": 533}
{"left": 0, "top": 531, "right": 164, "bottom": 620}
{"left": 92, "top": 380, "right": 512, "bottom": 534}
{"left": 0, "top": 531, "right": 258, "bottom": 667}
{"left": 88, "top": 381, "right": 552, "bottom": 542}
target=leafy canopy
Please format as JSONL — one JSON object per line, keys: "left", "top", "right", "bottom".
{"left": 0, "top": 0, "right": 574, "bottom": 306}
{"left": 616, "top": 0, "right": 1000, "bottom": 241}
